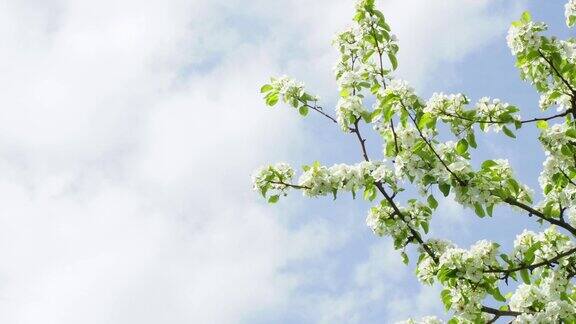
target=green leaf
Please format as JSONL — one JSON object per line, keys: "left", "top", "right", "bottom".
{"left": 456, "top": 139, "right": 468, "bottom": 155}
{"left": 266, "top": 93, "right": 279, "bottom": 106}
{"left": 511, "top": 20, "right": 523, "bottom": 27}
{"left": 536, "top": 120, "right": 548, "bottom": 130}
{"left": 500, "top": 254, "right": 513, "bottom": 266}
{"left": 364, "top": 186, "right": 377, "bottom": 201}
{"left": 441, "top": 289, "right": 452, "bottom": 310}
{"left": 520, "top": 268, "right": 531, "bottom": 284}
{"left": 439, "top": 183, "right": 451, "bottom": 197}
{"left": 474, "top": 203, "right": 486, "bottom": 218}
{"left": 401, "top": 251, "right": 409, "bottom": 264}
{"left": 489, "top": 287, "right": 507, "bottom": 302}
{"left": 418, "top": 113, "right": 432, "bottom": 129}
{"left": 524, "top": 241, "right": 542, "bottom": 264}
{"left": 520, "top": 11, "right": 532, "bottom": 23}
{"left": 486, "top": 204, "right": 494, "bottom": 217}
{"left": 507, "top": 178, "right": 520, "bottom": 194}
{"left": 260, "top": 84, "right": 273, "bottom": 93}
{"left": 388, "top": 53, "right": 398, "bottom": 70}
{"left": 421, "top": 221, "right": 429, "bottom": 234}
{"left": 481, "top": 160, "right": 497, "bottom": 170}
{"left": 299, "top": 105, "right": 309, "bottom": 116}
{"left": 268, "top": 195, "right": 279, "bottom": 204}
{"left": 502, "top": 125, "right": 516, "bottom": 138}
{"left": 466, "top": 132, "right": 477, "bottom": 148}
{"left": 427, "top": 195, "right": 438, "bottom": 209}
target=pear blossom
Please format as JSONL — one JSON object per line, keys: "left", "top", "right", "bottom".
{"left": 566, "top": 0, "right": 576, "bottom": 27}
{"left": 255, "top": 1, "right": 576, "bottom": 322}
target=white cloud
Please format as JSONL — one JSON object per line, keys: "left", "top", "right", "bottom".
{"left": 382, "top": 0, "right": 524, "bottom": 89}
{"left": 314, "top": 241, "right": 443, "bottom": 324}
{"left": 0, "top": 0, "right": 525, "bottom": 323}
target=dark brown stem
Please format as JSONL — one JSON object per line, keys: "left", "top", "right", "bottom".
{"left": 441, "top": 110, "right": 569, "bottom": 125}
{"left": 267, "top": 180, "right": 310, "bottom": 190}
{"left": 350, "top": 118, "right": 439, "bottom": 263}
{"left": 351, "top": 119, "right": 370, "bottom": 162}
{"left": 485, "top": 246, "right": 576, "bottom": 275}
{"left": 538, "top": 50, "right": 576, "bottom": 95}
{"left": 404, "top": 108, "right": 467, "bottom": 186}
{"left": 503, "top": 197, "right": 576, "bottom": 236}
{"left": 298, "top": 99, "right": 339, "bottom": 124}
{"left": 390, "top": 120, "right": 400, "bottom": 155}
{"left": 559, "top": 169, "right": 576, "bottom": 188}
{"left": 367, "top": 14, "right": 388, "bottom": 90}
{"left": 374, "top": 182, "right": 439, "bottom": 263}
{"left": 481, "top": 306, "right": 522, "bottom": 318}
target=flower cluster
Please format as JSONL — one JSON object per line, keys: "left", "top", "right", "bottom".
{"left": 513, "top": 299, "right": 575, "bottom": 323}
{"left": 366, "top": 199, "right": 432, "bottom": 249}
{"left": 506, "top": 14, "right": 547, "bottom": 56}
{"left": 475, "top": 97, "right": 521, "bottom": 133}
{"left": 298, "top": 160, "right": 399, "bottom": 199}
{"left": 567, "top": 0, "right": 576, "bottom": 27}
{"left": 390, "top": 125, "right": 451, "bottom": 185}
{"left": 423, "top": 92, "right": 467, "bottom": 117}
{"left": 539, "top": 87, "right": 573, "bottom": 112}
{"left": 431, "top": 241, "right": 501, "bottom": 320}
{"left": 539, "top": 122, "right": 575, "bottom": 156}
{"left": 333, "top": 0, "right": 398, "bottom": 98}
{"left": 538, "top": 154, "right": 576, "bottom": 217}
{"left": 506, "top": 11, "right": 576, "bottom": 113}
{"left": 260, "top": 76, "right": 319, "bottom": 116}
{"left": 335, "top": 95, "right": 367, "bottom": 131}
{"left": 333, "top": 27, "right": 374, "bottom": 93}
{"left": 454, "top": 159, "right": 533, "bottom": 212}
{"left": 256, "top": 1, "right": 576, "bottom": 323}
{"left": 509, "top": 267, "right": 575, "bottom": 322}
{"left": 416, "top": 239, "right": 453, "bottom": 284}
{"left": 512, "top": 227, "right": 574, "bottom": 262}
{"left": 378, "top": 79, "right": 420, "bottom": 114}
{"left": 252, "top": 163, "right": 295, "bottom": 202}
{"left": 537, "top": 122, "right": 576, "bottom": 214}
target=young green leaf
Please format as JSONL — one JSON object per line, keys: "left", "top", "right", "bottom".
{"left": 427, "top": 194, "right": 438, "bottom": 209}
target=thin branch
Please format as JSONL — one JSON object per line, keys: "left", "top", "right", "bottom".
{"left": 267, "top": 180, "right": 310, "bottom": 190}
{"left": 485, "top": 246, "right": 576, "bottom": 275}
{"left": 390, "top": 120, "right": 400, "bottom": 156}
{"left": 503, "top": 197, "right": 576, "bottom": 236}
{"left": 299, "top": 99, "right": 339, "bottom": 124}
{"left": 404, "top": 107, "right": 467, "bottom": 186}
{"left": 351, "top": 119, "right": 370, "bottom": 161}
{"left": 559, "top": 168, "right": 576, "bottom": 188}
{"left": 538, "top": 50, "right": 576, "bottom": 95}
{"left": 351, "top": 118, "right": 439, "bottom": 263}
{"left": 441, "top": 110, "right": 569, "bottom": 125}
{"left": 367, "top": 14, "right": 388, "bottom": 90}
{"left": 481, "top": 306, "right": 523, "bottom": 318}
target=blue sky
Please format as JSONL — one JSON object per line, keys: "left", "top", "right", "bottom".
{"left": 0, "top": 0, "right": 571, "bottom": 323}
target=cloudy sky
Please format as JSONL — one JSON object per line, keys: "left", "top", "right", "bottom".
{"left": 0, "top": 0, "right": 571, "bottom": 323}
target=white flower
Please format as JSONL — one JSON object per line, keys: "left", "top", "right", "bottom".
{"left": 506, "top": 21, "right": 547, "bottom": 55}
{"left": 424, "top": 92, "right": 467, "bottom": 116}
{"left": 336, "top": 95, "right": 366, "bottom": 132}
{"left": 566, "top": 0, "right": 576, "bottom": 27}
{"left": 510, "top": 284, "right": 543, "bottom": 312}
